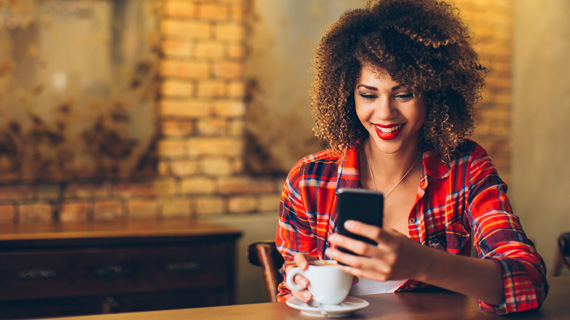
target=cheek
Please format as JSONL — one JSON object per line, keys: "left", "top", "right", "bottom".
{"left": 354, "top": 100, "right": 372, "bottom": 124}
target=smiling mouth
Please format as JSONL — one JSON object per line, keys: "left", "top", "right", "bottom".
{"left": 374, "top": 124, "right": 404, "bottom": 140}
{"left": 375, "top": 124, "right": 403, "bottom": 133}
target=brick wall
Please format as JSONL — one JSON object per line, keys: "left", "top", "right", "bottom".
{"left": 456, "top": 0, "right": 513, "bottom": 181}
{"left": 0, "top": 0, "right": 512, "bottom": 224}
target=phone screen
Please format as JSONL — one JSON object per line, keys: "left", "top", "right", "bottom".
{"left": 336, "top": 188, "right": 384, "bottom": 253}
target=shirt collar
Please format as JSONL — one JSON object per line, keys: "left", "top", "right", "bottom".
{"left": 337, "top": 140, "right": 450, "bottom": 192}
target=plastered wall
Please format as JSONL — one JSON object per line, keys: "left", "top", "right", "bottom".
{"left": 512, "top": 0, "right": 570, "bottom": 275}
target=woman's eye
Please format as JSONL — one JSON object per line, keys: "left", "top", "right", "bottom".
{"left": 359, "top": 93, "right": 377, "bottom": 100}
{"left": 395, "top": 92, "right": 414, "bottom": 101}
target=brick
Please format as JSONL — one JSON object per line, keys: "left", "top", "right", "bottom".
{"left": 201, "top": 157, "right": 233, "bottom": 176}
{"left": 161, "top": 80, "right": 194, "bottom": 97}
{"left": 128, "top": 199, "right": 158, "bottom": 219}
{"left": 196, "top": 196, "right": 225, "bottom": 215}
{"left": 197, "top": 79, "right": 226, "bottom": 98}
{"left": 198, "top": 3, "right": 229, "bottom": 20}
{"left": 158, "top": 160, "right": 171, "bottom": 176}
{"left": 0, "top": 205, "right": 16, "bottom": 223}
{"left": 114, "top": 181, "right": 158, "bottom": 198}
{"left": 181, "top": 177, "right": 216, "bottom": 194}
{"left": 227, "top": 44, "right": 246, "bottom": 59}
{"left": 197, "top": 118, "right": 227, "bottom": 136}
{"left": 161, "top": 197, "right": 192, "bottom": 218}
{"left": 161, "top": 20, "right": 211, "bottom": 39}
{"left": 230, "top": 7, "right": 247, "bottom": 21}
{"left": 164, "top": 1, "right": 196, "bottom": 18}
{"left": 93, "top": 200, "right": 124, "bottom": 221}
{"left": 258, "top": 194, "right": 281, "bottom": 212}
{"left": 215, "top": 23, "right": 245, "bottom": 42}
{"left": 64, "top": 182, "right": 112, "bottom": 198}
{"left": 161, "top": 99, "right": 212, "bottom": 118}
{"left": 171, "top": 159, "right": 200, "bottom": 176}
{"left": 0, "top": 185, "right": 34, "bottom": 201}
{"left": 213, "top": 61, "right": 245, "bottom": 79}
{"left": 485, "top": 77, "right": 511, "bottom": 90}
{"left": 188, "top": 138, "right": 243, "bottom": 157}
{"left": 161, "top": 60, "right": 209, "bottom": 79}
{"left": 227, "top": 80, "right": 245, "bottom": 98}
{"left": 162, "top": 40, "right": 193, "bottom": 58}
{"left": 218, "top": 177, "right": 276, "bottom": 194}
{"left": 19, "top": 203, "right": 53, "bottom": 222}
{"left": 153, "top": 179, "right": 179, "bottom": 196}
{"left": 196, "top": 41, "right": 225, "bottom": 59}
{"left": 213, "top": 100, "right": 245, "bottom": 117}
{"left": 60, "top": 201, "right": 89, "bottom": 222}
{"left": 228, "top": 196, "right": 256, "bottom": 213}
{"left": 228, "top": 119, "right": 245, "bottom": 136}
{"left": 162, "top": 119, "right": 195, "bottom": 136}
{"left": 158, "top": 139, "right": 188, "bottom": 158}
{"left": 232, "top": 157, "right": 244, "bottom": 174}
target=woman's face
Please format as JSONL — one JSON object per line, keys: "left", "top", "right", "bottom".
{"left": 354, "top": 65, "right": 427, "bottom": 155}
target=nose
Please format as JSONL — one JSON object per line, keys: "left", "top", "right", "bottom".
{"left": 375, "top": 96, "right": 397, "bottom": 119}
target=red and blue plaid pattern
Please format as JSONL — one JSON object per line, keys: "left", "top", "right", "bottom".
{"left": 276, "top": 139, "right": 547, "bottom": 315}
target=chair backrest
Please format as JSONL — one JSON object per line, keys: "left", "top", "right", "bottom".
{"left": 553, "top": 232, "right": 570, "bottom": 276}
{"left": 247, "top": 240, "right": 284, "bottom": 302}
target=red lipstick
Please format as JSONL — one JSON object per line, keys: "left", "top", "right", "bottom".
{"left": 374, "top": 123, "right": 404, "bottom": 140}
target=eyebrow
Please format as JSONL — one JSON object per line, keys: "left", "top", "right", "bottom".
{"left": 356, "top": 84, "right": 404, "bottom": 91}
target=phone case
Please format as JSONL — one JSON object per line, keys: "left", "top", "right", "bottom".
{"left": 336, "top": 188, "right": 384, "bottom": 253}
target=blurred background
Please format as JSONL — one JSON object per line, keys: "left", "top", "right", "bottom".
{"left": 0, "top": 0, "right": 568, "bottom": 307}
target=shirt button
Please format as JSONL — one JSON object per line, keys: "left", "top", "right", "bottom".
{"left": 408, "top": 218, "right": 416, "bottom": 224}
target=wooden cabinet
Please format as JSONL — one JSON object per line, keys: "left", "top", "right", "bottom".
{"left": 0, "top": 219, "right": 242, "bottom": 319}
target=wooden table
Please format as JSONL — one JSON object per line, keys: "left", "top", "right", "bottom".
{"left": 38, "top": 276, "right": 569, "bottom": 320}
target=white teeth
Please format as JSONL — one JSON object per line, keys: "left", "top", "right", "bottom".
{"left": 377, "top": 124, "right": 403, "bottom": 133}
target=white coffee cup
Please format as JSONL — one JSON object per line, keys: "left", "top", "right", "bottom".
{"left": 286, "top": 260, "right": 352, "bottom": 305}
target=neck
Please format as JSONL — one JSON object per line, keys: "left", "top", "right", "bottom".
{"left": 363, "top": 138, "right": 421, "bottom": 182}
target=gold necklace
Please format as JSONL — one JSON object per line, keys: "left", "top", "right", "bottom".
{"left": 365, "top": 143, "right": 421, "bottom": 197}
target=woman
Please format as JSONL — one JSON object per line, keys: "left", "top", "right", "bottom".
{"left": 275, "top": 0, "right": 548, "bottom": 315}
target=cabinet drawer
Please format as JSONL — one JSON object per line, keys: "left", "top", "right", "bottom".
{"left": 0, "top": 243, "right": 231, "bottom": 301}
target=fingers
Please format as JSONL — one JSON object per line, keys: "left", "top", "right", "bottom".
{"left": 343, "top": 220, "right": 384, "bottom": 243}
{"left": 293, "top": 252, "right": 315, "bottom": 270}
{"left": 287, "top": 253, "right": 316, "bottom": 302}
{"left": 292, "top": 288, "right": 312, "bottom": 302}
{"left": 327, "top": 232, "right": 378, "bottom": 257}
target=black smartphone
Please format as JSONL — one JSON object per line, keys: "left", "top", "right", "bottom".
{"left": 336, "top": 188, "right": 384, "bottom": 254}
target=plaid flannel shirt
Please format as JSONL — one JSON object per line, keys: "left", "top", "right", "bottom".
{"left": 276, "top": 139, "right": 548, "bottom": 315}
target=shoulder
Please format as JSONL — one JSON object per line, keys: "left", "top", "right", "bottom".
{"left": 453, "top": 139, "right": 490, "bottom": 159}
{"left": 449, "top": 139, "right": 496, "bottom": 172}
{"left": 285, "top": 149, "right": 342, "bottom": 185}
{"left": 452, "top": 140, "right": 504, "bottom": 189}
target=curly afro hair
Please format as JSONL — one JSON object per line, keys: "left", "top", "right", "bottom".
{"left": 311, "top": 0, "right": 486, "bottom": 161}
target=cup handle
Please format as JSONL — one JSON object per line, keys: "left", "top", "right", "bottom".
{"left": 286, "top": 267, "right": 305, "bottom": 291}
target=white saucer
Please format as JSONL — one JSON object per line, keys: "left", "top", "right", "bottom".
{"left": 286, "top": 296, "right": 369, "bottom": 318}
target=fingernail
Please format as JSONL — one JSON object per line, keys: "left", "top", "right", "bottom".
{"left": 345, "top": 220, "right": 354, "bottom": 229}
{"left": 303, "top": 291, "right": 311, "bottom": 299}
{"left": 328, "top": 234, "right": 337, "bottom": 241}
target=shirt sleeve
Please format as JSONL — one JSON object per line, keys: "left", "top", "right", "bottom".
{"left": 467, "top": 146, "right": 548, "bottom": 314}
{"left": 275, "top": 161, "right": 320, "bottom": 302}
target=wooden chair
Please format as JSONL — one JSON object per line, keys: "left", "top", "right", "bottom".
{"left": 247, "top": 240, "right": 284, "bottom": 302}
{"left": 552, "top": 232, "right": 570, "bottom": 276}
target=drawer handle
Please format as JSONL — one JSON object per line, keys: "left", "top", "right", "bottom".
{"left": 164, "top": 261, "right": 201, "bottom": 273}
{"left": 18, "top": 268, "right": 57, "bottom": 280}
{"left": 94, "top": 264, "right": 132, "bottom": 279}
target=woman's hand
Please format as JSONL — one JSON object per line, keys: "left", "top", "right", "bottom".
{"left": 285, "top": 253, "right": 360, "bottom": 303}
{"left": 324, "top": 220, "right": 430, "bottom": 282}
{"left": 285, "top": 253, "right": 316, "bottom": 303}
